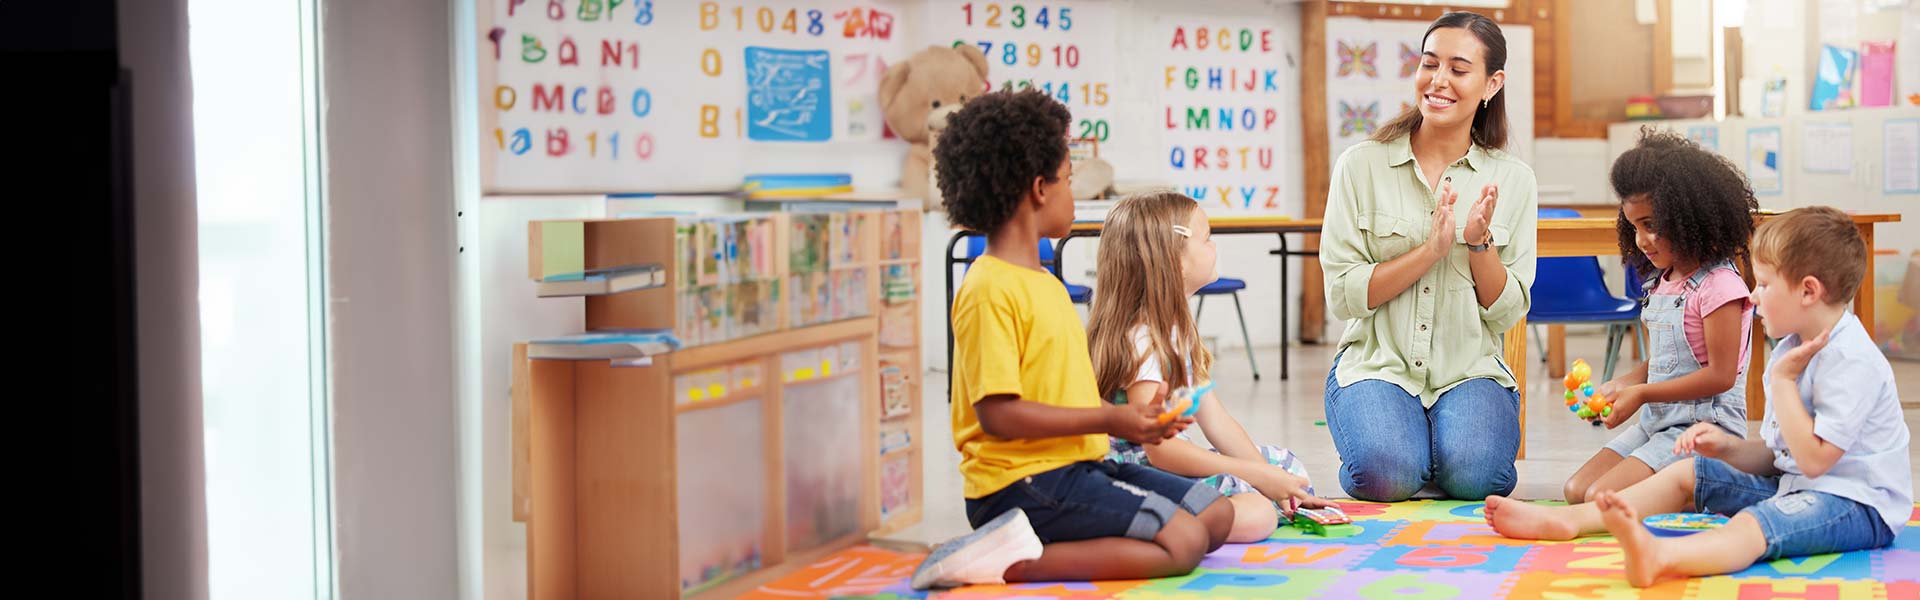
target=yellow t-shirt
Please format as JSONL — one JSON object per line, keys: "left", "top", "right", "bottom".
{"left": 951, "top": 255, "right": 1108, "bottom": 499}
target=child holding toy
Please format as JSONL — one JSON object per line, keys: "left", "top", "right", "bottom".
{"left": 908, "top": 90, "right": 1234, "bottom": 590}
{"left": 1487, "top": 206, "right": 1911, "bottom": 587}
{"left": 1085, "top": 191, "right": 1332, "bottom": 543}
{"left": 1564, "top": 128, "right": 1758, "bottom": 504}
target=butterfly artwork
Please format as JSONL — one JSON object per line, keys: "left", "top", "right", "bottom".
{"left": 1399, "top": 42, "right": 1420, "bottom": 78}
{"left": 1337, "top": 41, "right": 1378, "bottom": 78}
{"left": 1339, "top": 101, "right": 1380, "bottom": 137}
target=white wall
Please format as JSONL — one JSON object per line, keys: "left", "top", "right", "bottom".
{"left": 324, "top": 0, "right": 461, "bottom": 596}
{"left": 120, "top": 0, "right": 210, "bottom": 596}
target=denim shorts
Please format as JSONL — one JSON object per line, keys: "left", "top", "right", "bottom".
{"left": 1693, "top": 457, "right": 1896, "bottom": 560}
{"left": 966, "top": 460, "right": 1221, "bottom": 544}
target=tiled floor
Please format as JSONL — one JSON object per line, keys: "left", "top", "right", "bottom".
{"left": 884, "top": 328, "right": 1920, "bottom": 548}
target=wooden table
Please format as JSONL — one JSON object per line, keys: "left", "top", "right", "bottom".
{"left": 1055, "top": 217, "right": 1326, "bottom": 381}
{"left": 1527, "top": 213, "right": 1900, "bottom": 427}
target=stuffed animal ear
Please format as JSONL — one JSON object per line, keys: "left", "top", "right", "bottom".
{"left": 956, "top": 45, "right": 989, "bottom": 80}
{"left": 878, "top": 60, "right": 912, "bottom": 107}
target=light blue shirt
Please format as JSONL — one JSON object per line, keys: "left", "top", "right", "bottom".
{"left": 1761, "top": 312, "right": 1913, "bottom": 534}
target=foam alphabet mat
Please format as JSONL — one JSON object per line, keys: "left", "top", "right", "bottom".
{"left": 740, "top": 500, "right": 1920, "bottom": 599}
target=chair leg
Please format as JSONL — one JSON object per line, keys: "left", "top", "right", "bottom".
{"left": 1195, "top": 295, "right": 1207, "bottom": 322}
{"left": 1230, "top": 292, "right": 1261, "bottom": 380}
{"left": 1602, "top": 324, "right": 1624, "bottom": 382}
{"left": 1531, "top": 325, "right": 1548, "bottom": 364}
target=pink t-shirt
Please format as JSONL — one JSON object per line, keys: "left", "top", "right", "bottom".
{"left": 1651, "top": 267, "right": 1753, "bottom": 369}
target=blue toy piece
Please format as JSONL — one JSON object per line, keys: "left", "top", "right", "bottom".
{"left": 1642, "top": 512, "right": 1729, "bottom": 537}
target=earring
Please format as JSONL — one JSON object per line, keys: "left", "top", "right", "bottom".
{"left": 1481, "top": 98, "right": 1489, "bottom": 109}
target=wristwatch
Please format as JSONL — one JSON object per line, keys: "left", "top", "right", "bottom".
{"left": 1466, "top": 238, "right": 1493, "bottom": 253}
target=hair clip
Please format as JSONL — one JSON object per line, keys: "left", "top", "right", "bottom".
{"left": 1172, "top": 225, "right": 1193, "bottom": 238}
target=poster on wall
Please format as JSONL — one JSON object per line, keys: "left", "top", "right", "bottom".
{"left": 923, "top": 1, "right": 1119, "bottom": 147}
{"left": 1151, "top": 14, "right": 1294, "bottom": 213}
{"left": 1323, "top": 17, "right": 1534, "bottom": 166}
{"left": 478, "top": 0, "right": 910, "bottom": 193}
{"left": 1747, "top": 126, "right": 1784, "bottom": 195}
{"left": 1887, "top": 119, "right": 1920, "bottom": 195}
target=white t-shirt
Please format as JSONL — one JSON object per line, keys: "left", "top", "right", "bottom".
{"left": 1761, "top": 312, "right": 1913, "bottom": 534}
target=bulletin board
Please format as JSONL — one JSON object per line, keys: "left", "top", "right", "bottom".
{"left": 477, "top": 0, "right": 913, "bottom": 193}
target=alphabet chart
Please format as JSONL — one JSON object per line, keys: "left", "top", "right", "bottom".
{"left": 923, "top": 1, "right": 1119, "bottom": 147}
{"left": 1154, "top": 15, "right": 1292, "bottom": 212}
{"left": 479, "top": 0, "right": 910, "bottom": 193}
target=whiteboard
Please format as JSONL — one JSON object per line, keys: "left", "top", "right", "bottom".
{"left": 478, "top": 0, "right": 914, "bottom": 193}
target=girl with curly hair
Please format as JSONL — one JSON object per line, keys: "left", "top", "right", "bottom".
{"left": 1564, "top": 127, "right": 1760, "bottom": 504}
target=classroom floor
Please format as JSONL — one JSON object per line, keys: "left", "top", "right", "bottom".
{"left": 884, "top": 327, "right": 1920, "bottom": 550}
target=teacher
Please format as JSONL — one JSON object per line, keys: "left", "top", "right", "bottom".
{"left": 1319, "top": 11, "right": 1537, "bottom": 502}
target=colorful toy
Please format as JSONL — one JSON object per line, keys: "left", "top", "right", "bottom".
{"left": 1156, "top": 381, "right": 1214, "bottom": 424}
{"left": 1642, "top": 512, "right": 1729, "bottom": 537}
{"left": 1562, "top": 359, "right": 1614, "bottom": 423}
{"left": 1289, "top": 506, "right": 1353, "bottom": 536}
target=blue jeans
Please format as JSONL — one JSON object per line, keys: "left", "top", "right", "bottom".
{"left": 1693, "top": 457, "right": 1895, "bottom": 559}
{"left": 965, "top": 460, "right": 1222, "bottom": 544}
{"left": 1323, "top": 354, "right": 1520, "bottom": 501}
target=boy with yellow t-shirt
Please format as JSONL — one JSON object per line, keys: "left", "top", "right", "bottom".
{"left": 909, "top": 90, "right": 1234, "bottom": 590}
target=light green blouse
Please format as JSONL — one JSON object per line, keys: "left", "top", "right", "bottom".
{"left": 1321, "top": 134, "right": 1538, "bottom": 407}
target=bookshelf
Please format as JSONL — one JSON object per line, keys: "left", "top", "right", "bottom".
{"left": 511, "top": 208, "right": 923, "bottom": 598}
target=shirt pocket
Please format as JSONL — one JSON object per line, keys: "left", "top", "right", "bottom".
{"left": 1358, "top": 211, "right": 1419, "bottom": 261}
{"left": 1444, "top": 223, "right": 1507, "bottom": 291}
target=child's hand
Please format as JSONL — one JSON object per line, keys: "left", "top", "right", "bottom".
{"left": 1601, "top": 385, "right": 1642, "bottom": 429}
{"left": 1105, "top": 402, "right": 1190, "bottom": 446}
{"left": 1595, "top": 377, "right": 1629, "bottom": 399}
{"left": 1770, "top": 327, "right": 1831, "bottom": 385}
{"left": 1255, "top": 470, "right": 1330, "bottom": 514}
{"left": 1425, "top": 179, "right": 1458, "bottom": 259}
{"left": 1673, "top": 422, "right": 1734, "bottom": 458}
{"left": 1463, "top": 183, "right": 1498, "bottom": 246}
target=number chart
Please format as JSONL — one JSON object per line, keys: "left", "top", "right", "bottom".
{"left": 479, "top": 0, "right": 910, "bottom": 193}
{"left": 926, "top": 1, "right": 1117, "bottom": 145}
{"left": 1154, "top": 16, "right": 1291, "bottom": 212}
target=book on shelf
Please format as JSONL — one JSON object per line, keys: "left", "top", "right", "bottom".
{"left": 743, "top": 173, "right": 852, "bottom": 190}
{"left": 536, "top": 264, "right": 666, "bottom": 297}
{"left": 528, "top": 329, "right": 681, "bottom": 360}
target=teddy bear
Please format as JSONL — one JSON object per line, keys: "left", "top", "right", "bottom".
{"left": 879, "top": 45, "right": 990, "bottom": 205}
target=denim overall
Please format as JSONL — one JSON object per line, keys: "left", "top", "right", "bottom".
{"left": 1604, "top": 261, "right": 1749, "bottom": 470}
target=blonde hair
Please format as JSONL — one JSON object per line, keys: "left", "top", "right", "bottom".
{"left": 1750, "top": 206, "right": 1865, "bottom": 305}
{"left": 1087, "top": 192, "right": 1213, "bottom": 402}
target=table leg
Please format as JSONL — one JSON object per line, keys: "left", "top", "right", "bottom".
{"left": 1547, "top": 325, "right": 1567, "bottom": 378}
{"left": 1278, "top": 233, "right": 1290, "bottom": 380}
{"left": 1504, "top": 318, "right": 1529, "bottom": 460}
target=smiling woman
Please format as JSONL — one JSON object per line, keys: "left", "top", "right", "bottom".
{"left": 1316, "top": 11, "right": 1539, "bottom": 503}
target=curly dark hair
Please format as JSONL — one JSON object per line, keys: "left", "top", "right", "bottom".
{"left": 1611, "top": 126, "right": 1758, "bottom": 277}
{"left": 933, "top": 89, "right": 1071, "bottom": 233}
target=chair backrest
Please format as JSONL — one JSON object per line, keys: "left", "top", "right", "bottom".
{"left": 960, "top": 235, "right": 1062, "bottom": 277}
{"left": 1531, "top": 207, "right": 1628, "bottom": 310}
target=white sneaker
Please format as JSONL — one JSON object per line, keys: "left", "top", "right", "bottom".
{"left": 908, "top": 508, "right": 1045, "bottom": 590}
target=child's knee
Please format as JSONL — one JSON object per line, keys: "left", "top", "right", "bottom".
{"left": 1227, "top": 494, "right": 1279, "bottom": 542}
{"left": 1563, "top": 477, "right": 1589, "bottom": 504}
{"left": 1154, "top": 512, "right": 1212, "bottom": 574}
{"left": 1198, "top": 496, "right": 1236, "bottom": 549}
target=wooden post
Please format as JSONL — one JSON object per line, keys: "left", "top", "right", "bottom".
{"left": 1300, "top": 1, "right": 1330, "bottom": 344}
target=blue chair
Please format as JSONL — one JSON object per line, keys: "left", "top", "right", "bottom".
{"left": 961, "top": 235, "right": 1091, "bottom": 304}
{"left": 1194, "top": 277, "right": 1261, "bottom": 380}
{"left": 1528, "top": 208, "right": 1642, "bottom": 381}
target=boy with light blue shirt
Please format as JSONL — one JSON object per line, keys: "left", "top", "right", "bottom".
{"left": 1484, "top": 206, "right": 1911, "bottom": 587}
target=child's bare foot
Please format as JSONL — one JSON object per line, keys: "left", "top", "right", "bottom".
{"left": 1595, "top": 491, "right": 1666, "bottom": 588}
{"left": 1484, "top": 496, "right": 1579, "bottom": 541}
